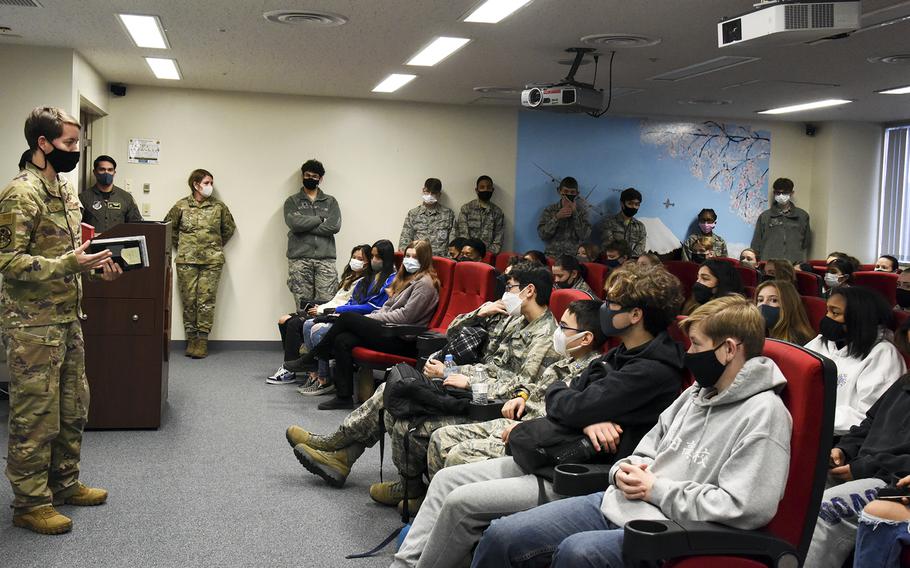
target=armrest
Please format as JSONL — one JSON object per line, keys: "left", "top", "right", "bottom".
{"left": 621, "top": 519, "right": 798, "bottom": 568}
{"left": 378, "top": 323, "right": 429, "bottom": 338}
{"left": 468, "top": 399, "right": 505, "bottom": 421}
{"left": 416, "top": 331, "right": 447, "bottom": 358}
{"left": 553, "top": 463, "right": 613, "bottom": 497}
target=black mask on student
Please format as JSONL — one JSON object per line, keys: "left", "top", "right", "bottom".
{"left": 820, "top": 316, "right": 847, "bottom": 344}
{"left": 759, "top": 304, "right": 780, "bottom": 331}
{"left": 622, "top": 206, "right": 638, "bottom": 217}
{"left": 477, "top": 191, "right": 493, "bottom": 202}
{"left": 761, "top": 273, "right": 774, "bottom": 283}
{"left": 692, "top": 282, "right": 714, "bottom": 304}
{"left": 302, "top": 178, "right": 319, "bottom": 190}
{"left": 684, "top": 343, "right": 730, "bottom": 389}
{"left": 42, "top": 145, "right": 80, "bottom": 173}
{"left": 897, "top": 288, "right": 910, "bottom": 309}
{"left": 605, "top": 258, "right": 622, "bottom": 269}
{"left": 563, "top": 193, "right": 578, "bottom": 202}
{"left": 690, "top": 253, "right": 707, "bottom": 264}
{"left": 599, "top": 303, "right": 632, "bottom": 336}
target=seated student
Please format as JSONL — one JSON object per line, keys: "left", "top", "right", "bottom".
{"left": 447, "top": 237, "right": 467, "bottom": 260}
{"left": 287, "top": 263, "right": 559, "bottom": 503}
{"left": 523, "top": 249, "right": 548, "bottom": 266}
{"left": 739, "top": 247, "right": 759, "bottom": 267}
{"left": 269, "top": 243, "right": 373, "bottom": 386}
{"left": 687, "top": 236, "right": 716, "bottom": 263}
{"left": 636, "top": 252, "right": 661, "bottom": 268}
{"left": 824, "top": 257, "right": 855, "bottom": 297}
{"left": 458, "top": 238, "right": 486, "bottom": 262}
{"left": 794, "top": 260, "right": 815, "bottom": 273}
{"left": 390, "top": 264, "right": 686, "bottom": 568}
{"left": 602, "top": 239, "right": 631, "bottom": 269}
{"left": 805, "top": 286, "right": 907, "bottom": 436}
{"left": 804, "top": 372, "right": 910, "bottom": 568}
{"left": 297, "top": 240, "right": 440, "bottom": 410}
{"left": 682, "top": 208, "right": 728, "bottom": 261}
{"left": 875, "top": 254, "right": 900, "bottom": 273}
{"left": 827, "top": 251, "right": 856, "bottom": 268}
{"left": 897, "top": 271, "right": 910, "bottom": 312}
{"left": 755, "top": 280, "right": 815, "bottom": 346}
{"left": 427, "top": 300, "right": 606, "bottom": 477}
{"left": 683, "top": 258, "right": 745, "bottom": 315}
{"left": 854, "top": 473, "right": 910, "bottom": 568}
{"left": 471, "top": 295, "right": 792, "bottom": 568}
{"left": 576, "top": 243, "right": 600, "bottom": 264}
{"left": 552, "top": 254, "right": 596, "bottom": 298}
{"left": 762, "top": 258, "right": 797, "bottom": 285}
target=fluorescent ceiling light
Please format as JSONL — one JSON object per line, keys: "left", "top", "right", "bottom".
{"left": 372, "top": 74, "right": 417, "bottom": 93}
{"left": 877, "top": 85, "right": 910, "bottom": 94}
{"left": 407, "top": 37, "right": 471, "bottom": 66}
{"left": 144, "top": 57, "right": 181, "bottom": 80}
{"left": 758, "top": 99, "right": 852, "bottom": 114}
{"left": 464, "top": 0, "right": 533, "bottom": 24}
{"left": 118, "top": 14, "right": 168, "bottom": 49}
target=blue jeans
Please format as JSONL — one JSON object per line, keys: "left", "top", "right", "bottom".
{"left": 854, "top": 511, "right": 910, "bottom": 568}
{"left": 470, "top": 491, "right": 624, "bottom": 568}
{"left": 302, "top": 320, "right": 332, "bottom": 379}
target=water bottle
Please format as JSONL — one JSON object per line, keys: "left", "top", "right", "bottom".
{"left": 443, "top": 355, "right": 458, "bottom": 378}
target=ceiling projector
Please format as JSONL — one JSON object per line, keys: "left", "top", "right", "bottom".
{"left": 520, "top": 47, "right": 606, "bottom": 115}
{"left": 718, "top": 1, "right": 861, "bottom": 47}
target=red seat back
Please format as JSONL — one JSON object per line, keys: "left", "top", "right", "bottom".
{"left": 894, "top": 309, "right": 910, "bottom": 331}
{"left": 801, "top": 295, "right": 827, "bottom": 334}
{"left": 483, "top": 251, "right": 495, "bottom": 266}
{"left": 393, "top": 250, "right": 404, "bottom": 270}
{"left": 736, "top": 266, "right": 758, "bottom": 287}
{"left": 663, "top": 261, "right": 700, "bottom": 299}
{"left": 808, "top": 259, "right": 828, "bottom": 267}
{"left": 811, "top": 266, "right": 827, "bottom": 277}
{"left": 550, "top": 289, "right": 593, "bottom": 321}
{"left": 435, "top": 261, "right": 496, "bottom": 331}
{"left": 859, "top": 263, "right": 876, "bottom": 272}
{"left": 427, "top": 257, "right": 456, "bottom": 329}
{"left": 795, "top": 270, "right": 822, "bottom": 297}
{"left": 669, "top": 315, "right": 691, "bottom": 351}
{"left": 853, "top": 271, "right": 898, "bottom": 306}
{"left": 495, "top": 252, "right": 516, "bottom": 273}
{"left": 582, "top": 262, "right": 609, "bottom": 299}
{"left": 743, "top": 286, "right": 756, "bottom": 299}
{"left": 714, "top": 257, "right": 739, "bottom": 266}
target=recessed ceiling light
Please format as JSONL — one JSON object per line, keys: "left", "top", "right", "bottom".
{"left": 877, "top": 85, "right": 910, "bottom": 95}
{"left": 464, "top": 0, "right": 534, "bottom": 24}
{"left": 262, "top": 10, "right": 348, "bottom": 26}
{"left": 678, "top": 98, "right": 733, "bottom": 106}
{"left": 144, "top": 57, "right": 181, "bottom": 80}
{"left": 580, "top": 33, "right": 661, "bottom": 48}
{"left": 372, "top": 74, "right": 416, "bottom": 93}
{"left": 407, "top": 37, "right": 471, "bottom": 66}
{"left": 118, "top": 14, "right": 168, "bottom": 49}
{"left": 867, "top": 54, "right": 910, "bottom": 65}
{"left": 757, "top": 99, "right": 852, "bottom": 114}
{"left": 650, "top": 56, "right": 759, "bottom": 82}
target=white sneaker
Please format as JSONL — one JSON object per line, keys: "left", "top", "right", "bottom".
{"left": 266, "top": 368, "right": 297, "bottom": 385}
{"left": 268, "top": 365, "right": 287, "bottom": 380}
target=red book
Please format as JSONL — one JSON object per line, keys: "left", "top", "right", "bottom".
{"left": 80, "top": 222, "right": 95, "bottom": 244}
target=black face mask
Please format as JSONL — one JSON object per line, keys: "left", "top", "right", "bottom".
{"left": 692, "top": 282, "right": 714, "bottom": 304}
{"left": 477, "top": 191, "right": 493, "bottom": 202}
{"left": 759, "top": 304, "right": 781, "bottom": 331}
{"left": 622, "top": 206, "right": 638, "bottom": 217}
{"left": 820, "top": 316, "right": 847, "bottom": 344}
{"left": 761, "top": 273, "right": 774, "bottom": 282}
{"left": 897, "top": 288, "right": 910, "bottom": 309}
{"left": 42, "top": 145, "right": 80, "bottom": 173}
{"left": 685, "top": 342, "right": 730, "bottom": 389}
{"left": 690, "top": 253, "right": 707, "bottom": 264}
{"left": 605, "top": 258, "right": 622, "bottom": 269}
{"left": 563, "top": 193, "right": 578, "bottom": 202}
{"left": 302, "top": 178, "right": 319, "bottom": 190}
{"left": 554, "top": 281, "right": 570, "bottom": 290}
{"left": 599, "top": 302, "right": 632, "bottom": 336}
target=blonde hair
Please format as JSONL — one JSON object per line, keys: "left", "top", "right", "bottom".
{"left": 680, "top": 295, "right": 765, "bottom": 358}
{"left": 388, "top": 240, "right": 439, "bottom": 296}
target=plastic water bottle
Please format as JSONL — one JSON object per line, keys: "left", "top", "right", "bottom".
{"left": 443, "top": 355, "right": 458, "bottom": 378}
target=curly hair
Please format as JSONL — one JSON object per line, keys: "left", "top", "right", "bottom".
{"left": 605, "top": 264, "right": 684, "bottom": 335}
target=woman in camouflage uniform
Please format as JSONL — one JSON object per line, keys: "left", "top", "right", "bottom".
{"left": 165, "top": 169, "right": 236, "bottom": 359}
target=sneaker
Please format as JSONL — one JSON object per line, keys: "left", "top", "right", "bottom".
{"left": 298, "top": 381, "right": 336, "bottom": 397}
{"left": 268, "top": 365, "right": 288, "bottom": 380}
{"left": 266, "top": 368, "right": 297, "bottom": 385}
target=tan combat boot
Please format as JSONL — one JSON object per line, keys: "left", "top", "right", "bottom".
{"left": 185, "top": 337, "right": 198, "bottom": 357}
{"left": 194, "top": 335, "right": 208, "bottom": 359}
{"left": 63, "top": 482, "right": 108, "bottom": 506}
{"left": 285, "top": 425, "right": 351, "bottom": 451}
{"left": 369, "top": 476, "right": 426, "bottom": 507}
{"left": 293, "top": 442, "right": 365, "bottom": 488}
{"left": 13, "top": 505, "right": 73, "bottom": 535}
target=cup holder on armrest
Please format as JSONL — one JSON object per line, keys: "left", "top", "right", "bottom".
{"left": 553, "top": 463, "right": 612, "bottom": 496}
{"left": 468, "top": 399, "right": 505, "bottom": 421}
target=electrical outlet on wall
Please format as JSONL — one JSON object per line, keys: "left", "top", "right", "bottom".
{"left": 143, "top": 183, "right": 151, "bottom": 193}
{"left": 142, "top": 203, "right": 151, "bottom": 216}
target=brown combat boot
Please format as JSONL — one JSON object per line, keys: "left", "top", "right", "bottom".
{"left": 63, "top": 482, "right": 108, "bottom": 506}
{"left": 369, "top": 475, "right": 426, "bottom": 507}
{"left": 194, "top": 336, "right": 208, "bottom": 359}
{"left": 293, "top": 442, "right": 365, "bottom": 488}
{"left": 185, "top": 337, "right": 198, "bottom": 357}
{"left": 285, "top": 425, "right": 352, "bottom": 451}
{"left": 13, "top": 505, "right": 73, "bottom": 535}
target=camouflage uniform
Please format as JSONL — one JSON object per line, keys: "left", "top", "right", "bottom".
{"left": 164, "top": 195, "right": 235, "bottom": 336}
{"left": 0, "top": 163, "right": 92, "bottom": 513}
{"left": 454, "top": 199, "right": 505, "bottom": 255}
{"left": 399, "top": 204, "right": 454, "bottom": 256}
{"left": 682, "top": 232, "right": 728, "bottom": 260}
{"left": 78, "top": 184, "right": 142, "bottom": 234}
{"left": 427, "top": 351, "right": 601, "bottom": 477}
{"left": 285, "top": 188, "right": 341, "bottom": 305}
{"left": 537, "top": 202, "right": 591, "bottom": 258}
{"left": 601, "top": 212, "right": 648, "bottom": 257}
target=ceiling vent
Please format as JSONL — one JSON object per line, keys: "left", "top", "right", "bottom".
{"left": 263, "top": 10, "right": 348, "bottom": 26}
{"left": 580, "top": 33, "right": 661, "bottom": 48}
{"left": 649, "top": 56, "right": 760, "bottom": 82}
{"left": 0, "top": 0, "right": 41, "bottom": 6}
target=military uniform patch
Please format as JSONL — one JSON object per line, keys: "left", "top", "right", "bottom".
{"left": 92, "top": 201, "right": 102, "bottom": 210}
{"left": 108, "top": 201, "right": 122, "bottom": 210}
{"left": 0, "top": 212, "right": 15, "bottom": 250}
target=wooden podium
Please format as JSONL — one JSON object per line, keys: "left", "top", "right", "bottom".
{"left": 82, "top": 222, "right": 172, "bottom": 429}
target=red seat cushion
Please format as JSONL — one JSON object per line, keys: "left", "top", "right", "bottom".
{"left": 551, "top": 289, "right": 593, "bottom": 321}
{"left": 495, "top": 252, "right": 516, "bottom": 273}
{"left": 795, "top": 271, "right": 821, "bottom": 297}
{"left": 801, "top": 296, "right": 827, "bottom": 334}
{"left": 428, "top": 257, "right": 456, "bottom": 329}
{"left": 853, "top": 271, "right": 899, "bottom": 306}
{"left": 352, "top": 346, "right": 416, "bottom": 368}
{"left": 663, "top": 261, "right": 700, "bottom": 299}
{"left": 736, "top": 266, "right": 758, "bottom": 287}
{"left": 582, "top": 262, "right": 609, "bottom": 299}
{"left": 437, "top": 261, "right": 496, "bottom": 330}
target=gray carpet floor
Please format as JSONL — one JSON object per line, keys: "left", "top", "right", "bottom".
{"left": 0, "top": 349, "right": 402, "bottom": 568}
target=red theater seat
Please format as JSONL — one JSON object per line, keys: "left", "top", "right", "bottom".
{"left": 853, "top": 271, "right": 898, "bottom": 306}
{"left": 808, "top": 259, "right": 828, "bottom": 267}
{"left": 582, "top": 262, "right": 609, "bottom": 299}
{"left": 393, "top": 250, "right": 404, "bottom": 270}
{"left": 858, "top": 263, "right": 875, "bottom": 272}
{"left": 483, "top": 251, "right": 495, "bottom": 266}
{"left": 801, "top": 295, "right": 827, "bottom": 334}
{"left": 796, "top": 270, "right": 822, "bottom": 297}
{"left": 663, "top": 261, "right": 699, "bottom": 299}
{"left": 736, "top": 266, "right": 758, "bottom": 287}
{"left": 744, "top": 286, "right": 756, "bottom": 299}
{"left": 714, "top": 257, "right": 739, "bottom": 266}
{"left": 495, "top": 252, "right": 516, "bottom": 273}
{"left": 550, "top": 289, "right": 593, "bottom": 321}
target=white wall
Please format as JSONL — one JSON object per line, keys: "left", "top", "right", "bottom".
{"left": 72, "top": 52, "right": 109, "bottom": 116}
{"left": 99, "top": 86, "right": 519, "bottom": 341}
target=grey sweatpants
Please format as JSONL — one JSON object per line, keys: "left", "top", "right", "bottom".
{"left": 803, "top": 477, "right": 886, "bottom": 568}
{"left": 390, "top": 456, "right": 564, "bottom": 568}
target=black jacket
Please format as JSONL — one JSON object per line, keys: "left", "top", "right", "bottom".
{"left": 838, "top": 375, "right": 910, "bottom": 482}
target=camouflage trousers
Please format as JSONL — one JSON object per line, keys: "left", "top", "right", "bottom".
{"left": 427, "top": 418, "right": 516, "bottom": 478}
{"left": 176, "top": 263, "right": 223, "bottom": 335}
{"left": 287, "top": 258, "right": 337, "bottom": 308}
{"left": 5, "top": 321, "right": 90, "bottom": 513}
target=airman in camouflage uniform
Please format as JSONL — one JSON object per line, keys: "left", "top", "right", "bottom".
{"left": 537, "top": 177, "right": 591, "bottom": 258}
{"left": 285, "top": 160, "right": 341, "bottom": 306}
{"left": 426, "top": 350, "right": 601, "bottom": 477}
{"left": 399, "top": 178, "right": 454, "bottom": 256}
{"left": 454, "top": 176, "right": 505, "bottom": 255}
{"left": 164, "top": 169, "right": 236, "bottom": 358}
{"left": 601, "top": 188, "right": 647, "bottom": 256}
{"left": 2, "top": 107, "right": 120, "bottom": 534}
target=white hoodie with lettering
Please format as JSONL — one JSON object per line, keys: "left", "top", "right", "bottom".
{"left": 601, "top": 356, "right": 792, "bottom": 531}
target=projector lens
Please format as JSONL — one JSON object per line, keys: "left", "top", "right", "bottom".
{"left": 528, "top": 88, "right": 542, "bottom": 107}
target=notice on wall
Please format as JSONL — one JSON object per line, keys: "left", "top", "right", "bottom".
{"left": 128, "top": 138, "right": 160, "bottom": 165}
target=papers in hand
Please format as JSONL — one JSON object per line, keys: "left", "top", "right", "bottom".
{"left": 88, "top": 235, "right": 149, "bottom": 271}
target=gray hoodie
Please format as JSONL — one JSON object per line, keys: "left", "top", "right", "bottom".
{"left": 601, "top": 356, "right": 792, "bottom": 531}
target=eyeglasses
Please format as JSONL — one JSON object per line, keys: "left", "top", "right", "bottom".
{"left": 558, "top": 323, "right": 584, "bottom": 333}
{"left": 504, "top": 283, "right": 521, "bottom": 291}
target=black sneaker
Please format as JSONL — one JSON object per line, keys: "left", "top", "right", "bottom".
{"left": 317, "top": 396, "right": 355, "bottom": 410}
{"left": 284, "top": 355, "right": 317, "bottom": 373}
